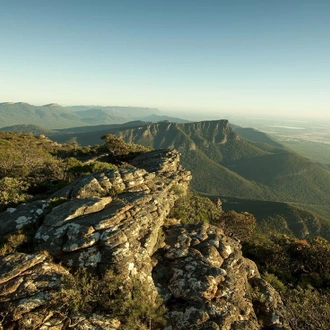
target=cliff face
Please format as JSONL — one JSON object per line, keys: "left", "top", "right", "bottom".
{"left": 116, "top": 120, "right": 240, "bottom": 151}
{"left": 0, "top": 149, "right": 290, "bottom": 329}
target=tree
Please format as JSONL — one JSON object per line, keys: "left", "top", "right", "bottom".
{"left": 101, "top": 134, "right": 129, "bottom": 157}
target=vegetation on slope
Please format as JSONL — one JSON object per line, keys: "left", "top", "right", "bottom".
{"left": 231, "top": 124, "right": 284, "bottom": 148}
{"left": 181, "top": 149, "right": 269, "bottom": 198}
{"left": 61, "top": 269, "right": 167, "bottom": 329}
{"left": 226, "top": 150, "right": 330, "bottom": 205}
{"left": 220, "top": 197, "right": 330, "bottom": 241}
{"left": 0, "top": 132, "right": 110, "bottom": 209}
{"left": 0, "top": 132, "right": 153, "bottom": 210}
{"left": 282, "top": 139, "right": 330, "bottom": 165}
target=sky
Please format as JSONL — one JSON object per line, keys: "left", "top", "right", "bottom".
{"left": 1, "top": 0, "right": 330, "bottom": 118}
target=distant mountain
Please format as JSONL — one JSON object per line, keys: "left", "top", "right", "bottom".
{"left": 0, "top": 122, "right": 150, "bottom": 146}
{"left": 43, "top": 103, "right": 61, "bottom": 107}
{"left": 111, "top": 119, "right": 330, "bottom": 217}
{"left": 0, "top": 102, "right": 162, "bottom": 129}
{"left": 0, "top": 124, "right": 57, "bottom": 135}
{"left": 138, "top": 114, "right": 191, "bottom": 123}
{"left": 0, "top": 102, "right": 84, "bottom": 128}
{"left": 73, "top": 106, "right": 161, "bottom": 125}
{"left": 49, "top": 121, "right": 152, "bottom": 145}
{"left": 73, "top": 109, "right": 134, "bottom": 125}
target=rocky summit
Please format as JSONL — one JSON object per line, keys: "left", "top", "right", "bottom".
{"left": 0, "top": 148, "right": 290, "bottom": 329}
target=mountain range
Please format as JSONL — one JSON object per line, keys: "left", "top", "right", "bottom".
{"left": 110, "top": 120, "right": 330, "bottom": 218}
{"left": 0, "top": 102, "right": 166, "bottom": 128}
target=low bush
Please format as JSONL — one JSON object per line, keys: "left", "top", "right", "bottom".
{"left": 62, "top": 269, "right": 167, "bottom": 330}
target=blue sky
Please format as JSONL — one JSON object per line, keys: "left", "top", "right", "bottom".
{"left": 1, "top": 0, "right": 330, "bottom": 117}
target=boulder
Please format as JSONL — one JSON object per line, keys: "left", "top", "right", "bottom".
{"left": 154, "top": 223, "right": 290, "bottom": 329}
{"left": 0, "top": 200, "right": 49, "bottom": 236}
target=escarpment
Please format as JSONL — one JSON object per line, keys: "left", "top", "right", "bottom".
{"left": 0, "top": 148, "right": 290, "bottom": 329}
{"left": 116, "top": 119, "right": 240, "bottom": 151}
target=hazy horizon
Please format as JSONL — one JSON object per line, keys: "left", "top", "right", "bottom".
{"left": 1, "top": 0, "right": 330, "bottom": 118}
{"left": 2, "top": 100, "right": 330, "bottom": 123}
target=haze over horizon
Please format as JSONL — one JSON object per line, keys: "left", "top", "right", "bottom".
{"left": 1, "top": 0, "right": 330, "bottom": 118}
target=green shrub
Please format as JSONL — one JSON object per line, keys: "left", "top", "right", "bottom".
{"left": 89, "top": 161, "right": 117, "bottom": 172}
{"left": 98, "top": 273, "right": 167, "bottom": 330}
{"left": 102, "top": 134, "right": 151, "bottom": 157}
{"left": 0, "top": 177, "right": 31, "bottom": 207}
{"left": 62, "top": 269, "right": 167, "bottom": 329}
{"left": 215, "top": 210, "right": 256, "bottom": 241}
{"left": 262, "top": 272, "right": 286, "bottom": 293}
{"left": 0, "top": 232, "right": 27, "bottom": 256}
{"left": 169, "top": 190, "right": 222, "bottom": 224}
{"left": 170, "top": 184, "right": 185, "bottom": 197}
{"left": 285, "top": 287, "right": 330, "bottom": 330}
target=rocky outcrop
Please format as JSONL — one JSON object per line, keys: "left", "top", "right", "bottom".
{"left": 0, "top": 149, "right": 191, "bottom": 329}
{"left": 154, "top": 223, "right": 290, "bottom": 330}
{"left": 34, "top": 149, "right": 191, "bottom": 283}
{"left": 0, "top": 251, "right": 120, "bottom": 330}
{"left": 0, "top": 148, "right": 290, "bottom": 329}
{"left": 0, "top": 252, "right": 70, "bottom": 329}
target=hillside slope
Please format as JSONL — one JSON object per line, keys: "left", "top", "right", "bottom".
{"left": 220, "top": 196, "right": 330, "bottom": 240}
